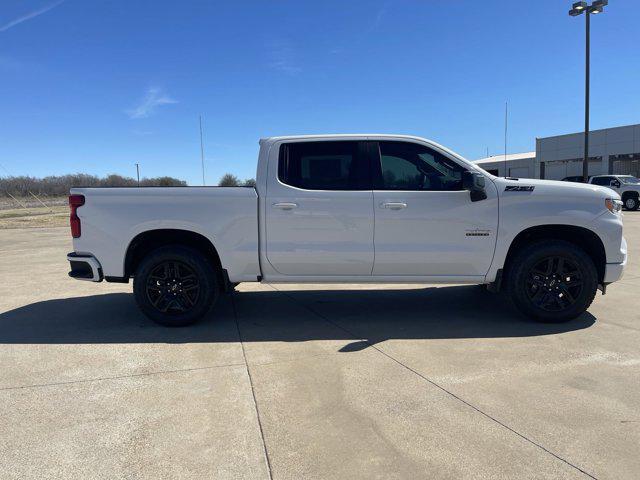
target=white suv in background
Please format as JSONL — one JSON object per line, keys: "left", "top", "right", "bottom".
{"left": 589, "top": 175, "right": 640, "bottom": 211}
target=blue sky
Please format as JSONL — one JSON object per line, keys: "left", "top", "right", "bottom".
{"left": 1, "top": 0, "right": 638, "bottom": 185}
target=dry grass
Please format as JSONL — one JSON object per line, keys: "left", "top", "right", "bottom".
{"left": 0, "top": 196, "right": 68, "bottom": 229}
{"left": 0, "top": 196, "right": 67, "bottom": 211}
{"left": 0, "top": 205, "right": 68, "bottom": 229}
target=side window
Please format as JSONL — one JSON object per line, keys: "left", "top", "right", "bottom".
{"left": 278, "top": 141, "right": 368, "bottom": 190}
{"left": 592, "top": 176, "right": 611, "bottom": 186}
{"left": 376, "top": 141, "right": 464, "bottom": 191}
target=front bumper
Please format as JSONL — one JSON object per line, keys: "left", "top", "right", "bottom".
{"left": 603, "top": 237, "right": 627, "bottom": 284}
{"left": 67, "top": 252, "right": 103, "bottom": 282}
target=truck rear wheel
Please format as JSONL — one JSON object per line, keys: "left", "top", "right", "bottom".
{"left": 133, "top": 246, "right": 219, "bottom": 326}
{"left": 507, "top": 240, "right": 598, "bottom": 323}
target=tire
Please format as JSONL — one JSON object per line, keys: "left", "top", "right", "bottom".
{"left": 133, "top": 246, "right": 219, "bottom": 326}
{"left": 506, "top": 240, "right": 598, "bottom": 323}
{"left": 623, "top": 194, "right": 639, "bottom": 211}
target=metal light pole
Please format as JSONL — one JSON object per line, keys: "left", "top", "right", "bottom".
{"left": 135, "top": 163, "right": 140, "bottom": 186}
{"left": 199, "top": 115, "right": 206, "bottom": 186}
{"left": 569, "top": 0, "right": 608, "bottom": 182}
{"left": 504, "top": 101, "right": 508, "bottom": 177}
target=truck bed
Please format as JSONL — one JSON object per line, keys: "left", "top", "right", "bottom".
{"left": 70, "top": 187, "right": 260, "bottom": 282}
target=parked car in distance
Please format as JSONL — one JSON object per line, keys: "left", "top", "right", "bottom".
{"left": 589, "top": 175, "right": 640, "bottom": 211}
{"left": 66, "top": 134, "right": 627, "bottom": 326}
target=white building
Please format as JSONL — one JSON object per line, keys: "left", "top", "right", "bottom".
{"left": 473, "top": 152, "right": 536, "bottom": 178}
{"left": 472, "top": 123, "right": 640, "bottom": 181}
{"left": 536, "top": 123, "right": 640, "bottom": 180}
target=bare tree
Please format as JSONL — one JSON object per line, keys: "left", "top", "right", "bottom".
{"left": 218, "top": 173, "right": 241, "bottom": 187}
{"left": 0, "top": 173, "right": 186, "bottom": 197}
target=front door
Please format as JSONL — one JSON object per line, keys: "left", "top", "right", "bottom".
{"left": 590, "top": 175, "right": 618, "bottom": 191}
{"left": 265, "top": 140, "right": 374, "bottom": 276}
{"left": 370, "top": 140, "right": 499, "bottom": 277}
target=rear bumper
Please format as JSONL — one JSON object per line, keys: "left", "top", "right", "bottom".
{"left": 603, "top": 237, "right": 627, "bottom": 284}
{"left": 67, "top": 252, "right": 103, "bottom": 282}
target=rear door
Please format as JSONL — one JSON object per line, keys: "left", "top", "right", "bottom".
{"left": 370, "top": 140, "right": 498, "bottom": 277}
{"left": 265, "top": 140, "right": 374, "bottom": 276}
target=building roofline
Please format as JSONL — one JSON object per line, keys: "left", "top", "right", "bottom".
{"left": 474, "top": 152, "right": 535, "bottom": 163}
{"left": 537, "top": 122, "right": 640, "bottom": 141}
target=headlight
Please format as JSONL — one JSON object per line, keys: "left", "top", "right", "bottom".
{"left": 605, "top": 198, "right": 623, "bottom": 214}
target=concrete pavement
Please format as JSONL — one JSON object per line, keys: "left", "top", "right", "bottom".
{"left": 0, "top": 214, "right": 639, "bottom": 479}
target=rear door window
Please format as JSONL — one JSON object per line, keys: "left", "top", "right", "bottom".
{"left": 278, "top": 141, "right": 369, "bottom": 190}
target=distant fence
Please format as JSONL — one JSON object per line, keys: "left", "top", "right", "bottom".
{"left": 0, "top": 174, "right": 187, "bottom": 197}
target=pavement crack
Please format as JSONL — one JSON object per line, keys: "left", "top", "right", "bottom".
{"left": 231, "top": 293, "right": 274, "bottom": 480}
{"left": 0, "top": 362, "right": 245, "bottom": 392}
{"left": 268, "top": 284, "right": 599, "bottom": 480}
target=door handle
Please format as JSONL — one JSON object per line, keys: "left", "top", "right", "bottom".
{"left": 273, "top": 202, "right": 298, "bottom": 210}
{"left": 381, "top": 202, "right": 407, "bottom": 210}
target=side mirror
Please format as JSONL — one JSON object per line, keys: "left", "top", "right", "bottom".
{"left": 610, "top": 180, "right": 621, "bottom": 188}
{"left": 463, "top": 171, "right": 487, "bottom": 202}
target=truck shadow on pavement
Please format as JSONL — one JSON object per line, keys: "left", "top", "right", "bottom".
{"left": 0, "top": 285, "right": 596, "bottom": 346}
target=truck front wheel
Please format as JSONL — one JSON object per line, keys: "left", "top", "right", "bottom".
{"left": 507, "top": 240, "right": 598, "bottom": 323}
{"left": 133, "top": 246, "right": 219, "bottom": 326}
{"left": 622, "top": 193, "right": 639, "bottom": 211}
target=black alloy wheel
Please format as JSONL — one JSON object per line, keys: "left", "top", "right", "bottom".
{"left": 146, "top": 260, "right": 201, "bottom": 314}
{"left": 133, "top": 246, "right": 219, "bottom": 326}
{"left": 526, "top": 256, "right": 583, "bottom": 312}
{"left": 507, "top": 240, "right": 598, "bottom": 323}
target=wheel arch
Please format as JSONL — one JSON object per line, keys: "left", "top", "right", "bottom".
{"left": 123, "top": 229, "right": 223, "bottom": 281}
{"left": 503, "top": 225, "right": 606, "bottom": 284}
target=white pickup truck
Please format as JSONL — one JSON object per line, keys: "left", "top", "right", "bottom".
{"left": 588, "top": 175, "right": 640, "bottom": 211}
{"left": 67, "top": 135, "right": 627, "bottom": 326}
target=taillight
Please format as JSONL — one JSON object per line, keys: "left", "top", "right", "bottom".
{"left": 69, "top": 194, "right": 85, "bottom": 238}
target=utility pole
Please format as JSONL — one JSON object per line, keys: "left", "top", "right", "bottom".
{"left": 199, "top": 115, "right": 206, "bottom": 186}
{"left": 135, "top": 163, "right": 140, "bottom": 186}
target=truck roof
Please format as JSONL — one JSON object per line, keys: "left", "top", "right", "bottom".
{"left": 258, "top": 134, "right": 473, "bottom": 166}
{"left": 259, "top": 134, "right": 435, "bottom": 145}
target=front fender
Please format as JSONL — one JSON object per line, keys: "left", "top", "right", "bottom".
{"left": 485, "top": 188, "right": 610, "bottom": 282}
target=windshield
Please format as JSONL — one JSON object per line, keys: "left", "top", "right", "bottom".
{"left": 619, "top": 176, "right": 640, "bottom": 184}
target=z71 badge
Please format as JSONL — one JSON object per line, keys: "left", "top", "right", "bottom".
{"left": 505, "top": 185, "right": 535, "bottom": 192}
